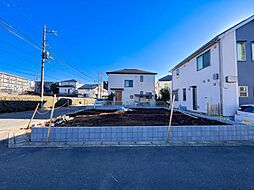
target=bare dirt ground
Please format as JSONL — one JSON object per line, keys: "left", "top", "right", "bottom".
{"left": 56, "top": 108, "right": 226, "bottom": 126}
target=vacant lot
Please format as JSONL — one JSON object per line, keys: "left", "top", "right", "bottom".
{"left": 57, "top": 108, "right": 226, "bottom": 126}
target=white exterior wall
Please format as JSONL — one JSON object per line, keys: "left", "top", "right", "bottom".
{"left": 220, "top": 31, "right": 239, "bottom": 116}
{"left": 172, "top": 31, "right": 239, "bottom": 116}
{"left": 59, "top": 87, "right": 76, "bottom": 94}
{"left": 78, "top": 88, "right": 95, "bottom": 98}
{"left": 172, "top": 43, "right": 221, "bottom": 114}
{"left": 108, "top": 74, "right": 156, "bottom": 105}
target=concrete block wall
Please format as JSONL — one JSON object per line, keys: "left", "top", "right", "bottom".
{"left": 31, "top": 125, "right": 254, "bottom": 143}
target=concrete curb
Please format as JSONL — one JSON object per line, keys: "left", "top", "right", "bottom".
{"left": 8, "top": 140, "right": 254, "bottom": 148}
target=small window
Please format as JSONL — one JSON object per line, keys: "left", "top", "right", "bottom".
{"left": 140, "top": 76, "right": 144, "bottom": 82}
{"left": 237, "top": 42, "right": 246, "bottom": 61}
{"left": 239, "top": 86, "right": 248, "bottom": 97}
{"left": 251, "top": 42, "right": 254, "bottom": 61}
{"left": 140, "top": 91, "right": 143, "bottom": 95}
{"left": 172, "top": 90, "right": 179, "bottom": 101}
{"left": 130, "top": 95, "right": 133, "bottom": 99}
{"left": 183, "top": 88, "right": 186, "bottom": 101}
{"left": 197, "top": 50, "right": 210, "bottom": 71}
{"left": 176, "top": 69, "right": 180, "bottom": 78}
{"left": 124, "top": 80, "right": 133, "bottom": 87}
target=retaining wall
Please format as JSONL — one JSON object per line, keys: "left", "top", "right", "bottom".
{"left": 31, "top": 125, "right": 254, "bottom": 143}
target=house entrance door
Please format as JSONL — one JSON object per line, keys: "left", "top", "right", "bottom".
{"left": 192, "top": 86, "right": 197, "bottom": 110}
{"left": 115, "top": 91, "right": 122, "bottom": 105}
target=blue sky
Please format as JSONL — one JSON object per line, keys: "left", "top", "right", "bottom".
{"left": 1, "top": 0, "right": 254, "bottom": 83}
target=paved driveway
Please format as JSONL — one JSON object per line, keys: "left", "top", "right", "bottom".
{"left": 0, "top": 146, "right": 254, "bottom": 190}
{"left": 0, "top": 106, "right": 88, "bottom": 141}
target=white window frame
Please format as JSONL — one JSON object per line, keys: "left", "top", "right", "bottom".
{"left": 237, "top": 42, "right": 246, "bottom": 61}
{"left": 239, "top": 86, "right": 248, "bottom": 98}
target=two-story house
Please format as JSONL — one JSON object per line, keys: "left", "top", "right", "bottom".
{"left": 78, "top": 84, "right": 108, "bottom": 98}
{"left": 58, "top": 79, "right": 82, "bottom": 95}
{"left": 155, "top": 75, "right": 172, "bottom": 99}
{"left": 106, "top": 69, "right": 157, "bottom": 105}
{"left": 171, "top": 15, "right": 254, "bottom": 117}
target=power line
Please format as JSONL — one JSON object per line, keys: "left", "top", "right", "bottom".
{"left": 0, "top": 17, "right": 41, "bottom": 51}
{"left": 50, "top": 52, "right": 96, "bottom": 82}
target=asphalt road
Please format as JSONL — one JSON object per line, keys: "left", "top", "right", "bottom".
{"left": 0, "top": 106, "right": 88, "bottom": 141}
{"left": 0, "top": 146, "right": 254, "bottom": 190}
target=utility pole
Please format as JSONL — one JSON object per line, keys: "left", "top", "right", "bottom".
{"left": 40, "top": 25, "right": 57, "bottom": 108}
{"left": 98, "top": 73, "right": 102, "bottom": 98}
{"left": 40, "top": 24, "right": 46, "bottom": 108}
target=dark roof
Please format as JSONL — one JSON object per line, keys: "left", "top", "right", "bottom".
{"left": 106, "top": 69, "right": 157, "bottom": 75}
{"left": 78, "top": 84, "right": 98, "bottom": 89}
{"left": 110, "top": 88, "right": 124, "bottom": 91}
{"left": 171, "top": 15, "right": 254, "bottom": 71}
{"left": 61, "top": 79, "right": 77, "bottom": 83}
{"left": 158, "top": 75, "right": 172, "bottom": 81}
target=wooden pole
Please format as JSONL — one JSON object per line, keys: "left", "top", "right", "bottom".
{"left": 166, "top": 95, "right": 175, "bottom": 144}
{"left": 26, "top": 103, "right": 40, "bottom": 129}
{"left": 47, "top": 94, "right": 56, "bottom": 143}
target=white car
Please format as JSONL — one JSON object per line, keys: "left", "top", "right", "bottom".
{"left": 235, "top": 105, "right": 254, "bottom": 125}
{"left": 94, "top": 98, "right": 106, "bottom": 107}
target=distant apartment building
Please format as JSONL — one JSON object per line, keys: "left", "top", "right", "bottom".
{"left": 155, "top": 75, "right": 172, "bottom": 99}
{"left": 58, "top": 79, "right": 82, "bottom": 95}
{"left": 0, "top": 72, "right": 31, "bottom": 94}
{"left": 171, "top": 15, "right": 254, "bottom": 116}
{"left": 107, "top": 69, "right": 157, "bottom": 105}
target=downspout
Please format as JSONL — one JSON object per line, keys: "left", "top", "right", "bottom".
{"left": 218, "top": 40, "right": 224, "bottom": 116}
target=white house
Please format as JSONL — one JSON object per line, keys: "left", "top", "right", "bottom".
{"left": 59, "top": 79, "right": 82, "bottom": 95}
{"left": 78, "top": 84, "right": 108, "bottom": 98}
{"left": 106, "top": 69, "right": 157, "bottom": 105}
{"left": 155, "top": 75, "right": 172, "bottom": 99}
{"left": 171, "top": 15, "right": 254, "bottom": 117}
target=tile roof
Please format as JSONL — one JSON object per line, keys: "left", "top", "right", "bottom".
{"left": 106, "top": 69, "right": 157, "bottom": 75}
{"left": 78, "top": 84, "right": 98, "bottom": 89}
{"left": 158, "top": 75, "right": 172, "bottom": 81}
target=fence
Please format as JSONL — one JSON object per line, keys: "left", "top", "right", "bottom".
{"left": 207, "top": 103, "right": 221, "bottom": 116}
{"left": 31, "top": 125, "right": 254, "bottom": 143}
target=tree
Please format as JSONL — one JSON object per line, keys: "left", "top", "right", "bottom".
{"left": 50, "top": 83, "right": 59, "bottom": 94}
{"left": 159, "top": 88, "right": 169, "bottom": 102}
{"left": 107, "top": 92, "right": 115, "bottom": 100}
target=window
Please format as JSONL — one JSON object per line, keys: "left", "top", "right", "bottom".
{"left": 237, "top": 42, "right": 246, "bottom": 61}
{"left": 130, "top": 95, "right": 133, "bottom": 99}
{"left": 239, "top": 86, "right": 248, "bottom": 97}
{"left": 197, "top": 50, "right": 210, "bottom": 71}
{"left": 172, "top": 90, "right": 179, "bottom": 101}
{"left": 124, "top": 80, "right": 133, "bottom": 87}
{"left": 251, "top": 42, "right": 254, "bottom": 61}
{"left": 183, "top": 88, "right": 186, "bottom": 101}
{"left": 140, "top": 76, "right": 144, "bottom": 82}
{"left": 140, "top": 91, "right": 143, "bottom": 95}
{"left": 176, "top": 69, "right": 180, "bottom": 78}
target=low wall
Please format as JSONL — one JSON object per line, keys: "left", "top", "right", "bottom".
{"left": 0, "top": 95, "right": 94, "bottom": 113}
{"left": 31, "top": 125, "right": 254, "bottom": 143}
